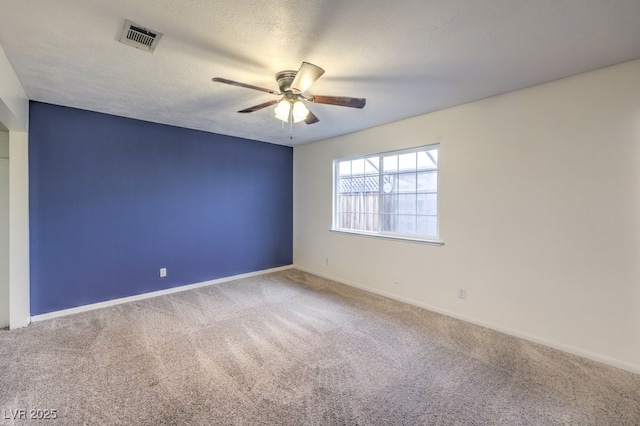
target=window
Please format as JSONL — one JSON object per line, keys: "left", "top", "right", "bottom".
{"left": 333, "top": 144, "right": 440, "bottom": 242}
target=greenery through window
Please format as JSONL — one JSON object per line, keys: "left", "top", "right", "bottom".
{"left": 333, "top": 145, "right": 439, "bottom": 240}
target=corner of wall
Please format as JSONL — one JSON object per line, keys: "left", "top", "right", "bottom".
{"left": 0, "top": 41, "right": 31, "bottom": 329}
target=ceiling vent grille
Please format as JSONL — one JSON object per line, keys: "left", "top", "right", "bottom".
{"left": 119, "top": 19, "right": 162, "bottom": 53}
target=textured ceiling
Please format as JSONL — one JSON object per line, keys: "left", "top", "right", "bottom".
{"left": 1, "top": 0, "right": 639, "bottom": 146}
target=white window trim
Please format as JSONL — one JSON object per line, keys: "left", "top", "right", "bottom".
{"left": 331, "top": 143, "right": 442, "bottom": 244}
{"left": 330, "top": 228, "right": 444, "bottom": 245}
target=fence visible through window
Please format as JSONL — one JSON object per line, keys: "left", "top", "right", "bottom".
{"left": 334, "top": 145, "right": 439, "bottom": 240}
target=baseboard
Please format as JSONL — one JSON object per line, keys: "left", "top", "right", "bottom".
{"left": 293, "top": 265, "right": 640, "bottom": 375}
{"left": 31, "top": 265, "right": 294, "bottom": 323}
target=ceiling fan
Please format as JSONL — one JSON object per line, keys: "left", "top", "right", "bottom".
{"left": 212, "top": 62, "right": 366, "bottom": 138}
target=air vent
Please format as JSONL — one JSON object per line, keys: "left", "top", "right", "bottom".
{"left": 119, "top": 19, "right": 162, "bottom": 53}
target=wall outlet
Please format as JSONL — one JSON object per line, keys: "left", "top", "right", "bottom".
{"left": 325, "top": 257, "right": 329, "bottom": 266}
{"left": 458, "top": 288, "right": 466, "bottom": 299}
{"left": 160, "top": 267, "right": 167, "bottom": 278}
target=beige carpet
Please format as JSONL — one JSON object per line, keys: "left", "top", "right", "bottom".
{"left": 1, "top": 269, "right": 639, "bottom": 425}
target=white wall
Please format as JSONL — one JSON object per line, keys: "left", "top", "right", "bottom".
{"left": 0, "top": 42, "right": 30, "bottom": 329}
{"left": 294, "top": 59, "right": 640, "bottom": 373}
{"left": 9, "top": 131, "right": 29, "bottom": 329}
{"left": 0, "top": 44, "right": 28, "bottom": 131}
{"left": 0, "top": 131, "right": 8, "bottom": 328}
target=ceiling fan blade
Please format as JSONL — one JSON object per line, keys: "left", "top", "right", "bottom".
{"left": 304, "top": 109, "right": 319, "bottom": 125}
{"left": 238, "top": 100, "right": 279, "bottom": 113}
{"left": 309, "top": 95, "right": 366, "bottom": 109}
{"left": 212, "top": 77, "right": 280, "bottom": 95}
{"left": 290, "top": 62, "right": 325, "bottom": 93}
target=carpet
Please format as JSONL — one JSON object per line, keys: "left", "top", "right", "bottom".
{"left": 1, "top": 269, "right": 639, "bottom": 425}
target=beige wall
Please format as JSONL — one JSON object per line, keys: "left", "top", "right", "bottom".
{"left": 293, "top": 59, "right": 640, "bottom": 373}
{"left": 0, "top": 130, "right": 8, "bottom": 157}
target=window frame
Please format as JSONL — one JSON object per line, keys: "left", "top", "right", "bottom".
{"left": 331, "top": 143, "right": 443, "bottom": 245}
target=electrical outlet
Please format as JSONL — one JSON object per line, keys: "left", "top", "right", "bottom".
{"left": 458, "top": 288, "right": 466, "bottom": 299}
{"left": 160, "top": 268, "right": 167, "bottom": 278}
{"left": 325, "top": 257, "right": 330, "bottom": 266}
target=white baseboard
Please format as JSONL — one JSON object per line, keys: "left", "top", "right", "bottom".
{"left": 294, "top": 265, "right": 640, "bottom": 375}
{"left": 31, "top": 265, "right": 294, "bottom": 323}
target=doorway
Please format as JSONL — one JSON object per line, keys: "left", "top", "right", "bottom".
{"left": 0, "top": 130, "right": 8, "bottom": 328}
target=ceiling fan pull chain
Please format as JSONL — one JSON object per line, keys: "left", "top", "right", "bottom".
{"left": 289, "top": 105, "right": 294, "bottom": 139}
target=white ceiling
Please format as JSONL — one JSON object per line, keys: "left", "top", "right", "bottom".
{"left": 1, "top": 1, "right": 639, "bottom": 146}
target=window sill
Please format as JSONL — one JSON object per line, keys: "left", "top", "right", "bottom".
{"left": 330, "top": 229, "right": 445, "bottom": 246}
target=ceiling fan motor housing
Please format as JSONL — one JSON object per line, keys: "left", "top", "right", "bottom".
{"left": 275, "top": 71, "right": 297, "bottom": 93}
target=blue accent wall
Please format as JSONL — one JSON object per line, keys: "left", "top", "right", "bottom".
{"left": 29, "top": 101, "right": 292, "bottom": 315}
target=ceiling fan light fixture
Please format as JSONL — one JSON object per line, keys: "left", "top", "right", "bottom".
{"left": 292, "top": 100, "right": 309, "bottom": 123}
{"left": 274, "top": 99, "right": 291, "bottom": 121}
